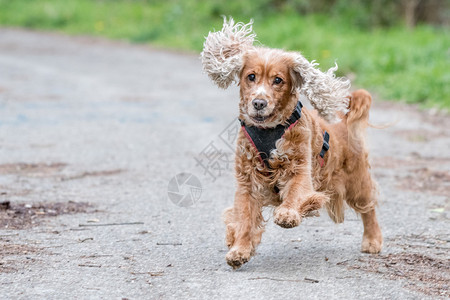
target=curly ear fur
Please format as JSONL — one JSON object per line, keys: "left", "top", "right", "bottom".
{"left": 291, "top": 55, "right": 351, "bottom": 123}
{"left": 201, "top": 17, "right": 256, "bottom": 89}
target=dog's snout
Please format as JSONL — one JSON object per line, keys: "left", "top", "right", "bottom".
{"left": 252, "top": 99, "right": 267, "bottom": 111}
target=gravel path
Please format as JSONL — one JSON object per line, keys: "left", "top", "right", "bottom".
{"left": 0, "top": 29, "right": 449, "bottom": 299}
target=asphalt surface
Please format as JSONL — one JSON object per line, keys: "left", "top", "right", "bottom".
{"left": 0, "top": 29, "right": 449, "bottom": 299}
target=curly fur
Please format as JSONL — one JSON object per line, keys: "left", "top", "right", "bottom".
{"left": 201, "top": 17, "right": 256, "bottom": 89}
{"left": 291, "top": 56, "right": 351, "bottom": 123}
{"left": 201, "top": 18, "right": 383, "bottom": 269}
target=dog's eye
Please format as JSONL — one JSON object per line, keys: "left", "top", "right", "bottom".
{"left": 273, "top": 77, "right": 283, "bottom": 84}
{"left": 248, "top": 74, "right": 256, "bottom": 81}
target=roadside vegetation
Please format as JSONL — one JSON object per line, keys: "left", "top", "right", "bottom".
{"left": 0, "top": 0, "right": 448, "bottom": 109}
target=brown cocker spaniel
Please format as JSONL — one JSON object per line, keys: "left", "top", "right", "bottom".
{"left": 201, "top": 18, "right": 382, "bottom": 269}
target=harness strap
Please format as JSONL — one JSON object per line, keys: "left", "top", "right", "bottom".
{"left": 318, "top": 131, "right": 330, "bottom": 167}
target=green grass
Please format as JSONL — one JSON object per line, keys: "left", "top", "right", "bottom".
{"left": 0, "top": 0, "right": 448, "bottom": 109}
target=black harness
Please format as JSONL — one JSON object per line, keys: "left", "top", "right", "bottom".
{"left": 319, "top": 131, "right": 330, "bottom": 163}
{"left": 240, "top": 101, "right": 330, "bottom": 168}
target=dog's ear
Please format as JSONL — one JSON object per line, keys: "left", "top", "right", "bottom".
{"left": 201, "top": 17, "right": 256, "bottom": 89}
{"left": 290, "top": 53, "right": 351, "bottom": 123}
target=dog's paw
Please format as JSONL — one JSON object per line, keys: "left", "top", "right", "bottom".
{"left": 226, "top": 247, "right": 252, "bottom": 269}
{"left": 361, "top": 235, "right": 383, "bottom": 254}
{"left": 274, "top": 206, "right": 301, "bottom": 228}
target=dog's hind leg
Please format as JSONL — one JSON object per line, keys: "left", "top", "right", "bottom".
{"left": 223, "top": 190, "right": 264, "bottom": 269}
{"left": 346, "top": 173, "right": 383, "bottom": 253}
{"left": 347, "top": 196, "right": 382, "bottom": 254}
{"left": 360, "top": 208, "right": 383, "bottom": 253}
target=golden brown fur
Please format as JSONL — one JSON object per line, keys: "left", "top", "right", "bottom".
{"left": 223, "top": 50, "right": 382, "bottom": 269}
{"left": 201, "top": 18, "right": 382, "bottom": 269}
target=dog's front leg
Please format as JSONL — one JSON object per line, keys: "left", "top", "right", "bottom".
{"left": 223, "top": 188, "right": 264, "bottom": 269}
{"left": 274, "top": 165, "right": 329, "bottom": 228}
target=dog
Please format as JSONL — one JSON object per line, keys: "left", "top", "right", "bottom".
{"left": 201, "top": 18, "right": 383, "bottom": 269}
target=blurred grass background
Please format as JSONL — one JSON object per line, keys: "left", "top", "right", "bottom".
{"left": 0, "top": 0, "right": 449, "bottom": 109}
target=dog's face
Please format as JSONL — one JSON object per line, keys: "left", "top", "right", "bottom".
{"left": 239, "top": 49, "right": 298, "bottom": 127}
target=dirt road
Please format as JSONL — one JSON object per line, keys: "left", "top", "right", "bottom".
{"left": 0, "top": 29, "right": 448, "bottom": 299}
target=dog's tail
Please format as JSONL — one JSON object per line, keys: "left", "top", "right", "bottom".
{"left": 346, "top": 89, "right": 372, "bottom": 154}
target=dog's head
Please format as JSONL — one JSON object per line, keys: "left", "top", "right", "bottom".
{"left": 201, "top": 18, "right": 351, "bottom": 126}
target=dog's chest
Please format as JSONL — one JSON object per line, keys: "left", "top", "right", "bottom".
{"left": 241, "top": 124, "right": 287, "bottom": 165}
{"left": 241, "top": 136, "right": 295, "bottom": 188}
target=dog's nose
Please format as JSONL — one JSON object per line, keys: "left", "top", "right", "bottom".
{"left": 252, "top": 99, "right": 267, "bottom": 110}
